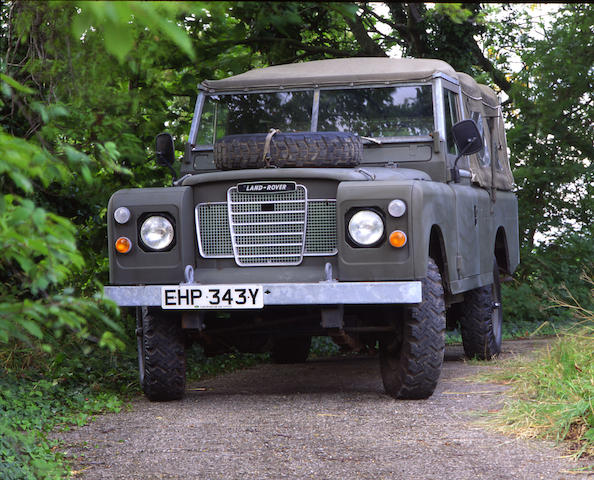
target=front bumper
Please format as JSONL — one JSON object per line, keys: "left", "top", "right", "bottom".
{"left": 104, "top": 281, "right": 422, "bottom": 307}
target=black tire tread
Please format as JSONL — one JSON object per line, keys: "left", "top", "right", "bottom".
{"left": 380, "top": 258, "right": 445, "bottom": 399}
{"left": 214, "top": 132, "right": 362, "bottom": 170}
{"left": 142, "top": 311, "right": 186, "bottom": 401}
{"left": 458, "top": 263, "right": 502, "bottom": 360}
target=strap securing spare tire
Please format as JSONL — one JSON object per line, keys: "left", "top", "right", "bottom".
{"left": 262, "top": 128, "right": 280, "bottom": 168}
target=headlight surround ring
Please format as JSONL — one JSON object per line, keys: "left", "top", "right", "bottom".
{"left": 139, "top": 215, "right": 175, "bottom": 251}
{"left": 347, "top": 209, "right": 385, "bottom": 247}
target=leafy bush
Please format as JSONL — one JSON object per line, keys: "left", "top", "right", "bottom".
{"left": 0, "top": 341, "right": 137, "bottom": 480}
{"left": 0, "top": 121, "right": 124, "bottom": 350}
{"left": 503, "top": 232, "right": 593, "bottom": 326}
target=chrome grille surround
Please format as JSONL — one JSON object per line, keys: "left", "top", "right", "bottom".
{"left": 195, "top": 184, "right": 337, "bottom": 266}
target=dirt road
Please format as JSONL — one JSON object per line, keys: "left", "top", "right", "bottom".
{"left": 56, "top": 339, "right": 592, "bottom": 479}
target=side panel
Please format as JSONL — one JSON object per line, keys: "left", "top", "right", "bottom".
{"left": 107, "top": 187, "right": 195, "bottom": 285}
{"left": 493, "top": 191, "right": 520, "bottom": 274}
{"left": 452, "top": 185, "right": 484, "bottom": 278}
{"left": 409, "top": 182, "right": 458, "bottom": 285}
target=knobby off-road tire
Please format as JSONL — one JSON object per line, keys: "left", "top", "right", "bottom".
{"left": 214, "top": 131, "right": 362, "bottom": 170}
{"left": 271, "top": 336, "right": 312, "bottom": 364}
{"left": 141, "top": 309, "right": 186, "bottom": 401}
{"left": 459, "top": 259, "right": 503, "bottom": 360}
{"left": 380, "top": 258, "right": 446, "bottom": 399}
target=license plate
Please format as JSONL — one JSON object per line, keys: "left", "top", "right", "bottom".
{"left": 161, "top": 285, "right": 264, "bottom": 309}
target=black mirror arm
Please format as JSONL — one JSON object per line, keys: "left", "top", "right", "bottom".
{"left": 164, "top": 163, "right": 177, "bottom": 185}
{"left": 450, "top": 136, "right": 476, "bottom": 183}
{"left": 155, "top": 147, "right": 178, "bottom": 185}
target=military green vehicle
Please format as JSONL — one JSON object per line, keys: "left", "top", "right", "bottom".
{"left": 105, "top": 58, "right": 519, "bottom": 401}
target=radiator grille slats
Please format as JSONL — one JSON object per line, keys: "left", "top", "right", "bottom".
{"left": 229, "top": 186, "right": 307, "bottom": 266}
{"left": 195, "top": 184, "right": 337, "bottom": 266}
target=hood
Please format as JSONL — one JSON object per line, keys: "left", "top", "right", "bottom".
{"left": 181, "top": 167, "right": 431, "bottom": 187}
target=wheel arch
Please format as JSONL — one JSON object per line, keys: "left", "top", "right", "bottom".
{"left": 428, "top": 224, "right": 451, "bottom": 294}
{"left": 494, "top": 226, "right": 511, "bottom": 275}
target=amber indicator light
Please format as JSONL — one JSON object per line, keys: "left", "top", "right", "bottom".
{"left": 115, "top": 236, "right": 132, "bottom": 254}
{"left": 389, "top": 230, "right": 407, "bottom": 248}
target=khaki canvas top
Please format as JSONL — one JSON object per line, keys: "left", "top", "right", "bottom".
{"left": 201, "top": 58, "right": 457, "bottom": 91}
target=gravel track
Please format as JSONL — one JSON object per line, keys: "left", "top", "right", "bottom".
{"left": 56, "top": 339, "right": 593, "bottom": 479}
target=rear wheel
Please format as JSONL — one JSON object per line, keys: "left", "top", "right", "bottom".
{"left": 459, "top": 259, "right": 503, "bottom": 360}
{"left": 379, "top": 258, "right": 446, "bottom": 399}
{"left": 141, "top": 308, "right": 186, "bottom": 401}
{"left": 271, "top": 336, "right": 312, "bottom": 364}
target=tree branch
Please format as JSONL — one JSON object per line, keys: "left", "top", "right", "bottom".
{"left": 468, "top": 40, "right": 513, "bottom": 92}
{"left": 342, "top": 12, "right": 388, "bottom": 57}
{"left": 360, "top": 4, "right": 408, "bottom": 37}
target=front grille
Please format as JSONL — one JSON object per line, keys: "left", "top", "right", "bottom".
{"left": 196, "top": 203, "right": 232, "bottom": 257}
{"left": 195, "top": 184, "right": 337, "bottom": 266}
{"left": 229, "top": 185, "right": 307, "bottom": 266}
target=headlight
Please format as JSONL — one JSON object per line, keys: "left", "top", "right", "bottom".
{"left": 348, "top": 210, "right": 384, "bottom": 246}
{"left": 140, "top": 216, "right": 174, "bottom": 250}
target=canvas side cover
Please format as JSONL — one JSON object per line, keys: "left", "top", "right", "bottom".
{"left": 456, "top": 73, "right": 514, "bottom": 191}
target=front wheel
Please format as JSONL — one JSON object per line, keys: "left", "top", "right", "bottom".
{"left": 458, "top": 259, "right": 503, "bottom": 360}
{"left": 379, "top": 258, "right": 446, "bottom": 399}
{"left": 140, "top": 308, "right": 186, "bottom": 401}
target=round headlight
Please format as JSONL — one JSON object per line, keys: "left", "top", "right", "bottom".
{"left": 140, "top": 216, "right": 174, "bottom": 250}
{"left": 348, "top": 210, "right": 384, "bottom": 246}
{"left": 388, "top": 199, "right": 406, "bottom": 218}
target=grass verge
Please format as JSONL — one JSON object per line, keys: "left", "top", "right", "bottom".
{"left": 477, "top": 275, "right": 593, "bottom": 461}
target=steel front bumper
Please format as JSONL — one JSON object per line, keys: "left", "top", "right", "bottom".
{"left": 104, "top": 282, "right": 422, "bottom": 307}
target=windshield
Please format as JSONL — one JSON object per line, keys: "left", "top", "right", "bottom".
{"left": 196, "top": 85, "right": 433, "bottom": 145}
{"left": 196, "top": 91, "right": 313, "bottom": 145}
{"left": 318, "top": 86, "right": 433, "bottom": 137}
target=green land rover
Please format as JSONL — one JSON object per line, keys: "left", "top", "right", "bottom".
{"left": 105, "top": 58, "right": 519, "bottom": 401}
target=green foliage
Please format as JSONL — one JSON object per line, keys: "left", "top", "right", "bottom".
{"left": 186, "top": 345, "right": 269, "bottom": 381}
{"left": 0, "top": 2, "right": 592, "bottom": 473}
{"left": 505, "top": 4, "right": 594, "bottom": 250}
{"left": 0, "top": 116, "right": 124, "bottom": 349}
{"left": 71, "top": 1, "right": 196, "bottom": 63}
{"left": 0, "top": 375, "right": 123, "bottom": 480}
{"left": 310, "top": 336, "right": 341, "bottom": 357}
{"left": 504, "top": 232, "right": 594, "bottom": 326}
{"left": 483, "top": 324, "right": 594, "bottom": 457}
{"left": 0, "top": 340, "right": 137, "bottom": 479}
{"left": 481, "top": 273, "right": 594, "bottom": 458}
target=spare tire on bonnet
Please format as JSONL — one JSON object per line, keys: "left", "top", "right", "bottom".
{"left": 214, "top": 131, "right": 362, "bottom": 170}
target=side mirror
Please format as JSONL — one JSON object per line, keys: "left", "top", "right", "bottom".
{"left": 452, "top": 120, "right": 483, "bottom": 156}
{"left": 450, "top": 120, "right": 483, "bottom": 183}
{"left": 155, "top": 133, "right": 175, "bottom": 166}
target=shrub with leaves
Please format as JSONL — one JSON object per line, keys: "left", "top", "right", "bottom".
{"left": 0, "top": 94, "right": 123, "bottom": 350}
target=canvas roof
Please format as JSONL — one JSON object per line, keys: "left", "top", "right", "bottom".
{"left": 200, "top": 58, "right": 458, "bottom": 92}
